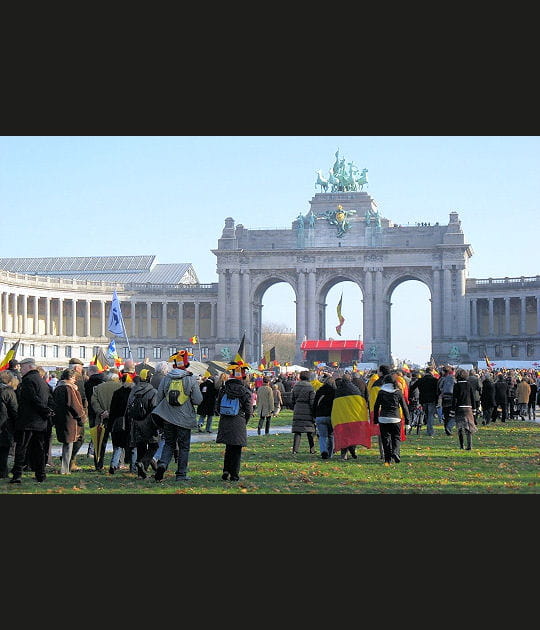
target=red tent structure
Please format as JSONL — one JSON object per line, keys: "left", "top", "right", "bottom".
{"left": 300, "top": 339, "right": 364, "bottom": 366}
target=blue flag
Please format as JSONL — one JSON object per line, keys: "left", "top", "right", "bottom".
{"left": 107, "top": 291, "right": 124, "bottom": 336}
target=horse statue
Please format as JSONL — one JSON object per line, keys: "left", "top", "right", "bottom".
{"left": 355, "top": 168, "right": 368, "bottom": 190}
{"left": 315, "top": 169, "right": 329, "bottom": 193}
{"left": 327, "top": 170, "right": 340, "bottom": 192}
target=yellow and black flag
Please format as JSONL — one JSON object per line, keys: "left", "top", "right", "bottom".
{"left": 234, "top": 333, "right": 248, "bottom": 368}
{"left": 335, "top": 294, "right": 345, "bottom": 336}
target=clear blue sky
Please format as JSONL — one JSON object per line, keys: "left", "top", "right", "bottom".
{"left": 1, "top": 136, "right": 538, "bottom": 366}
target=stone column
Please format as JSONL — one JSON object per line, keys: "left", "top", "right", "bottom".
{"left": 431, "top": 269, "right": 441, "bottom": 340}
{"left": 374, "top": 269, "right": 383, "bottom": 339}
{"left": 59, "top": 298, "right": 64, "bottom": 336}
{"left": 362, "top": 270, "right": 373, "bottom": 343}
{"left": 34, "top": 295, "right": 39, "bottom": 335}
{"left": 131, "top": 301, "right": 136, "bottom": 337}
{"left": 84, "top": 299, "right": 91, "bottom": 336}
{"left": 211, "top": 302, "right": 217, "bottom": 337}
{"left": 488, "top": 298, "right": 494, "bottom": 335}
{"left": 177, "top": 301, "right": 184, "bottom": 338}
{"left": 472, "top": 298, "right": 478, "bottom": 336}
{"left": 443, "top": 268, "right": 452, "bottom": 339}
{"left": 217, "top": 271, "right": 227, "bottom": 339}
{"left": 22, "top": 294, "right": 28, "bottom": 334}
{"left": 307, "top": 270, "right": 317, "bottom": 339}
{"left": 520, "top": 296, "right": 526, "bottom": 334}
{"left": 45, "top": 296, "right": 52, "bottom": 335}
{"left": 537, "top": 296, "right": 540, "bottom": 334}
{"left": 241, "top": 270, "right": 250, "bottom": 341}
{"left": 295, "top": 271, "right": 306, "bottom": 359}
{"left": 504, "top": 297, "right": 510, "bottom": 335}
{"left": 72, "top": 298, "right": 77, "bottom": 337}
{"left": 230, "top": 271, "right": 241, "bottom": 339}
{"left": 146, "top": 301, "right": 152, "bottom": 337}
{"left": 162, "top": 301, "right": 168, "bottom": 337}
{"left": 194, "top": 301, "right": 200, "bottom": 338}
{"left": 100, "top": 299, "right": 105, "bottom": 337}
{"left": 13, "top": 293, "right": 18, "bottom": 334}
{"left": 3, "top": 293, "right": 9, "bottom": 333}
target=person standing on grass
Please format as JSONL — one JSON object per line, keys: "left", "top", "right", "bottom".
{"left": 9, "top": 358, "right": 54, "bottom": 484}
{"left": 196, "top": 373, "right": 218, "bottom": 433}
{"left": 215, "top": 362, "right": 253, "bottom": 482}
{"left": 373, "top": 373, "right": 410, "bottom": 466}
{"left": 272, "top": 382, "right": 283, "bottom": 417}
{"left": 408, "top": 367, "right": 439, "bottom": 436}
{"left": 107, "top": 369, "right": 137, "bottom": 474}
{"left": 480, "top": 373, "right": 496, "bottom": 425}
{"left": 0, "top": 370, "right": 18, "bottom": 478}
{"left": 90, "top": 368, "right": 122, "bottom": 470}
{"left": 52, "top": 368, "right": 87, "bottom": 475}
{"left": 452, "top": 368, "right": 478, "bottom": 450}
{"left": 527, "top": 378, "right": 537, "bottom": 420}
{"left": 290, "top": 371, "right": 316, "bottom": 454}
{"left": 438, "top": 365, "right": 456, "bottom": 435}
{"left": 515, "top": 377, "right": 531, "bottom": 421}
{"left": 493, "top": 373, "right": 509, "bottom": 422}
{"left": 151, "top": 354, "right": 203, "bottom": 483}
{"left": 312, "top": 374, "right": 336, "bottom": 459}
{"left": 256, "top": 377, "right": 274, "bottom": 435}
{"left": 125, "top": 368, "right": 158, "bottom": 479}
{"left": 332, "top": 373, "right": 371, "bottom": 460}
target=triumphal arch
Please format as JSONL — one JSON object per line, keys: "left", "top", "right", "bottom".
{"left": 213, "top": 156, "right": 473, "bottom": 365}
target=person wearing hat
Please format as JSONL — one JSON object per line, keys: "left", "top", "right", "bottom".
{"left": 108, "top": 361, "right": 138, "bottom": 473}
{"left": 151, "top": 351, "right": 203, "bottom": 482}
{"left": 67, "top": 357, "right": 88, "bottom": 471}
{"left": 9, "top": 358, "right": 54, "bottom": 484}
{"left": 214, "top": 362, "right": 253, "bottom": 481}
{"left": 7, "top": 359, "right": 22, "bottom": 385}
{"left": 125, "top": 368, "right": 158, "bottom": 479}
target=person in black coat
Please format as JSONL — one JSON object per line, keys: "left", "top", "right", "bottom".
{"left": 452, "top": 368, "right": 478, "bottom": 450}
{"left": 215, "top": 364, "right": 252, "bottom": 482}
{"left": 493, "top": 373, "right": 509, "bottom": 422}
{"left": 408, "top": 367, "right": 439, "bottom": 436}
{"left": 312, "top": 374, "right": 336, "bottom": 459}
{"left": 528, "top": 379, "right": 537, "bottom": 420}
{"left": 0, "top": 370, "right": 18, "bottom": 478}
{"left": 196, "top": 375, "right": 218, "bottom": 433}
{"left": 480, "top": 373, "right": 496, "bottom": 425}
{"left": 125, "top": 369, "right": 158, "bottom": 479}
{"left": 108, "top": 372, "right": 135, "bottom": 474}
{"left": 10, "top": 358, "right": 54, "bottom": 484}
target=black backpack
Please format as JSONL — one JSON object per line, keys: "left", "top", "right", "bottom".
{"left": 127, "top": 391, "right": 147, "bottom": 421}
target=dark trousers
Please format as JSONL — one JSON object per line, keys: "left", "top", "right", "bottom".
{"left": 135, "top": 441, "right": 158, "bottom": 470}
{"left": 379, "top": 422, "right": 402, "bottom": 463}
{"left": 293, "top": 432, "right": 314, "bottom": 453}
{"left": 492, "top": 402, "right": 507, "bottom": 422}
{"left": 158, "top": 423, "right": 191, "bottom": 476}
{"left": 12, "top": 429, "right": 48, "bottom": 480}
{"left": 258, "top": 416, "right": 271, "bottom": 434}
{"left": 223, "top": 444, "right": 243, "bottom": 479}
{"left": 95, "top": 424, "right": 110, "bottom": 470}
{"left": 0, "top": 427, "right": 14, "bottom": 477}
{"left": 340, "top": 446, "right": 357, "bottom": 459}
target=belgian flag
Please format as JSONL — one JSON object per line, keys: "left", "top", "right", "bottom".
{"left": 0, "top": 339, "right": 20, "bottom": 371}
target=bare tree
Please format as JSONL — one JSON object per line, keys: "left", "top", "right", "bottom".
{"left": 261, "top": 322, "right": 296, "bottom": 365}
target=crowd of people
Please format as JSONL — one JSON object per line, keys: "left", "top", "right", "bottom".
{"left": 0, "top": 354, "right": 538, "bottom": 485}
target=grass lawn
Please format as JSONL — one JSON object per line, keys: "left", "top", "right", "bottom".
{"left": 2, "top": 410, "right": 538, "bottom": 494}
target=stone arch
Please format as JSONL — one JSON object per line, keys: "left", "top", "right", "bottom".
{"left": 317, "top": 271, "right": 364, "bottom": 340}
{"left": 384, "top": 271, "right": 433, "bottom": 363}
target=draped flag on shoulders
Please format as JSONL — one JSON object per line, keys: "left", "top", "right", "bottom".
{"left": 0, "top": 339, "right": 21, "bottom": 371}
{"left": 331, "top": 380, "right": 371, "bottom": 450}
{"left": 335, "top": 294, "right": 345, "bottom": 336}
{"left": 107, "top": 290, "right": 124, "bottom": 337}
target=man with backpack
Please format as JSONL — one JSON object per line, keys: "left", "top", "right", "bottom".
{"left": 125, "top": 368, "right": 158, "bottom": 479}
{"left": 151, "top": 353, "right": 202, "bottom": 482}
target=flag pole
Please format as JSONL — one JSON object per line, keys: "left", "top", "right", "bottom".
{"left": 118, "top": 308, "right": 132, "bottom": 359}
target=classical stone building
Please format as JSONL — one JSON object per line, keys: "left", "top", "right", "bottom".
{"left": 1, "top": 192, "right": 539, "bottom": 369}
